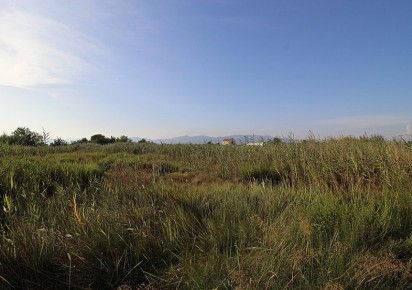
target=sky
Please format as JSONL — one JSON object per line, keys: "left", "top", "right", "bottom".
{"left": 0, "top": 0, "right": 411, "bottom": 140}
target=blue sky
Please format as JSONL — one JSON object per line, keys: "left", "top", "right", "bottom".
{"left": 1, "top": 0, "right": 411, "bottom": 140}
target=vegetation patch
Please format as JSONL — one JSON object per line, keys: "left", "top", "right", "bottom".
{"left": 1, "top": 137, "right": 412, "bottom": 289}
{"left": 241, "top": 165, "right": 282, "bottom": 184}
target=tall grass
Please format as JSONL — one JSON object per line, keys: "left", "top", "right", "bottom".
{"left": 1, "top": 137, "right": 412, "bottom": 289}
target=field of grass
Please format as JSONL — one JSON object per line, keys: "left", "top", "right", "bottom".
{"left": 1, "top": 138, "right": 412, "bottom": 289}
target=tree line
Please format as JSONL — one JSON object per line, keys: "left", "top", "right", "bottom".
{"left": 0, "top": 127, "right": 147, "bottom": 146}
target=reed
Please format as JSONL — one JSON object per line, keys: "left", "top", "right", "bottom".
{"left": 1, "top": 137, "right": 412, "bottom": 289}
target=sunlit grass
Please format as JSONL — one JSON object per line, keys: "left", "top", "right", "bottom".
{"left": 1, "top": 137, "right": 412, "bottom": 289}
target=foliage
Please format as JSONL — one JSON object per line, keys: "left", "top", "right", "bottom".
{"left": 272, "top": 136, "right": 283, "bottom": 144}
{"left": 1, "top": 128, "right": 134, "bottom": 147}
{"left": 116, "top": 135, "right": 132, "bottom": 143}
{"left": 0, "top": 133, "right": 11, "bottom": 144}
{"left": 71, "top": 137, "right": 89, "bottom": 144}
{"left": 90, "top": 134, "right": 132, "bottom": 145}
{"left": 50, "top": 137, "right": 68, "bottom": 146}
{"left": 0, "top": 127, "right": 46, "bottom": 146}
{"left": 90, "top": 134, "right": 115, "bottom": 145}
{"left": 1, "top": 138, "right": 412, "bottom": 289}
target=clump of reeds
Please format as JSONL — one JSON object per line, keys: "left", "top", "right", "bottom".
{"left": 1, "top": 137, "right": 412, "bottom": 289}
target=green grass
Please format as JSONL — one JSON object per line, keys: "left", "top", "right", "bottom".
{"left": 1, "top": 138, "right": 412, "bottom": 289}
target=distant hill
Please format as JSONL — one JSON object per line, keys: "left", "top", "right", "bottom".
{"left": 131, "top": 135, "right": 274, "bottom": 144}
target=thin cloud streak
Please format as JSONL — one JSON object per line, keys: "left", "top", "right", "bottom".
{"left": 316, "top": 116, "right": 412, "bottom": 127}
{"left": 0, "top": 9, "right": 104, "bottom": 87}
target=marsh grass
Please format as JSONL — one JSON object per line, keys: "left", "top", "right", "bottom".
{"left": 1, "top": 137, "right": 412, "bottom": 289}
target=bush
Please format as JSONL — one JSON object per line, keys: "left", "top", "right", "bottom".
{"left": 0, "top": 127, "right": 45, "bottom": 146}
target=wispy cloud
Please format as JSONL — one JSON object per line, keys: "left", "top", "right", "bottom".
{"left": 316, "top": 115, "right": 412, "bottom": 127}
{"left": 0, "top": 8, "right": 103, "bottom": 87}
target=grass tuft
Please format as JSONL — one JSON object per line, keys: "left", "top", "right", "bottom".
{"left": 1, "top": 137, "right": 412, "bottom": 289}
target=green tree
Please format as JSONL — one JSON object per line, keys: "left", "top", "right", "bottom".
{"left": 90, "top": 134, "right": 115, "bottom": 145}
{"left": 8, "top": 127, "right": 44, "bottom": 146}
{"left": 50, "top": 137, "right": 68, "bottom": 146}
{"left": 272, "top": 137, "right": 283, "bottom": 144}
{"left": 71, "top": 138, "right": 89, "bottom": 144}
{"left": 116, "top": 135, "right": 132, "bottom": 143}
{"left": 0, "top": 133, "right": 11, "bottom": 144}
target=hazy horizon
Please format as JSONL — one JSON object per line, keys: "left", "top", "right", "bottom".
{"left": 1, "top": 0, "right": 411, "bottom": 140}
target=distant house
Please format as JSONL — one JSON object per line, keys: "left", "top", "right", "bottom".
{"left": 222, "top": 138, "right": 236, "bottom": 145}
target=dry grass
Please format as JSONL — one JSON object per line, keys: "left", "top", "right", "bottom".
{"left": 1, "top": 137, "right": 412, "bottom": 289}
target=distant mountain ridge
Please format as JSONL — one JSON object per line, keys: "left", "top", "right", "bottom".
{"left": 131, "top": 135, "right": 274, "bottom": 144}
